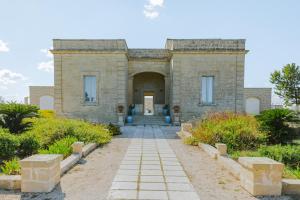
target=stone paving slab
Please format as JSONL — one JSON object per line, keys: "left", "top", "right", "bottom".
{"left": 107, "top": 126, "right": 200, "bottom": 200}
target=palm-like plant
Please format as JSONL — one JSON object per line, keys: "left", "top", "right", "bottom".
{"left": 0, "top": 103, "right": 39, "bottom": 134}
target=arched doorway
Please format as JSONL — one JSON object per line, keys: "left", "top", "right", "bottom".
{"left": 245, "top": 97, "right": 260, "bottom": 115}
{"left": 132, "top": 72, "right": 165, "bottom": 115}
{"left": 39, "top": 95, "right": 54, "bottom": 110}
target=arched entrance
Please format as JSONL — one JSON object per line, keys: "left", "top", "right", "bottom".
{"left": 132, "top": 72, "right": 165, "bottom": 115}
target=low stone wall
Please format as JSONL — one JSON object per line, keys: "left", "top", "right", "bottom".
{"left": 178, "top": 123, "right": 295, "bottom": 197}
{"left": 0, "top": 142, "right": 98, "bottom": 192}
{"left": 0, "top": 175, "right": 21, "bottom": 190}
{"left": 282, "top": 179, "right": 300, "bottom": 195}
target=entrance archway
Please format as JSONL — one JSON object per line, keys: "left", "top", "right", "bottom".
{"left": 132, "top": 72, "right": 165, "bottom": 115}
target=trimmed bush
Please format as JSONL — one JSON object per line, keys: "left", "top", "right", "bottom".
{"left": 0, "top": 129, "right": 19, "bottom": 160}
{"left": 17, "top": 133, "right": 40, "bottom": 158}
{"left": 0, "top": 103, "right": 39, "bottom": 134}
{"left": 106, "top": 123, "right": 121, "bottom": 135}
{"left": 38, "top": 110, "right": 55, "bottom": 118}
{"left": 39, "top": 136, "right": 77, "bottom": 158}
{"left": 256, "top": 108, "right": 299, "bottom": 144}
{"left": 26, "top": 118, "right": 112, "bottom": 148}
{"left": 0, "top": 157, "right": 20, "bottom": 175}
{"left": 192, "top": 112, "right": 266, "bottom": 152}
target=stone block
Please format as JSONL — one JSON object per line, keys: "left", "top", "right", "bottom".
{"left": 20, "top": 154, "right": 63, "bottom": 193}
{"left": 72, "top": 142, "right": 84, "bottom": 154}
{"left": 181, "top": 123, "right": 192, "bottom": 132}
{"left": 282, "top": 179, "right": 300, "bottom": 195}
{"left": 217, "top": 156, "right": 241, "bottom": 179}
{"left": 198, "top": 143, "right": 218, "bottom": 159}
{"left": 82, "top": 143, "right": 97, "bottom": 157}
{"left": 238, "top": 157, "right": 284, "bottom": 196}
{"left": 0, "top": 175, "right": 21, "bottom": 190}
{"left": 215, "top": 143, "right": 227, "bottom": 156}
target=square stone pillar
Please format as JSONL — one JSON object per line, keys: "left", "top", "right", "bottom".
{"left": 20, "top": 154, "right": 63, "bottom": 192}
{"left": 72, "top": 142, "right": 84, "bottom": 154}
{"left": 238, "top": 157, "right": 284, "bottom": 196}
{"left": 215, "top": 143, "right": 227, "bottom": 156}
{"left": 181, "top": 123, "right": 192, "bottom": 132}
{"left": 173, "top": 113, "right": 180, "bottom": 126}
{"left": 117, "top": 113, "right": 125, "bottom": 126}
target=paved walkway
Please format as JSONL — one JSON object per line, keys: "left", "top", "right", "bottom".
{"left": 107, "top": 126, "right": 200, "bottom": 200}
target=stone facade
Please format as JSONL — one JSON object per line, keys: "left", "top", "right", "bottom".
{"left": 29, "top": 86, "right": 54, "bottom": 109}
{"left": 244, "top": 88, "right": 272, "bottom": 114}
{"left": 29, "top": 39, "right": 271, "bottom": 124}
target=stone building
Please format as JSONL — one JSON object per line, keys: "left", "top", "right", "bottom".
{"left": 29, "top": 39, "right": 271, "bottom": 124}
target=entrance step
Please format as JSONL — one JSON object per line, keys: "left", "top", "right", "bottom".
{"left": 127, "top": 115, "right": 171, "bottom": 126}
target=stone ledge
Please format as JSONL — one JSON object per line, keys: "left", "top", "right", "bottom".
{"left": 198, "top": 143, "right": 218, "bottom": 159}
{"left": 0, "top": 175, "right": 21, "bottom": 190}
{"left": 82, "top": 143, "right": 97, "bottom": 157}
{"left": 217, "top": 156, "right": 241, "bottom": 180}
{"left": 282, "top": 179, "right": 300, "bottom": 195}
{"left": 60, "top": 154, "right": 82, "bottom": 175}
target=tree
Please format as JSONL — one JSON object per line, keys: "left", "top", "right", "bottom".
{"left": 270, "top": 63, "right": 300, "bottom": 109}
{"left": 0, "top": 102, "right": 39, "bottom": 134}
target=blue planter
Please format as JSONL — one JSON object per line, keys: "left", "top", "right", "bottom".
{"left": 165, "top": 116, "right": 171, "bottom": 124}
{"left": 127, "top": 116, "right": 133, "bottom": 123}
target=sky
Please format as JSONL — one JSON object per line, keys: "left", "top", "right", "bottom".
{"left": 0, "top": 0, "right": 299, "bottom": 104}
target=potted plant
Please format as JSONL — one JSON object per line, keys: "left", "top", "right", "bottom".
{"left": 117, "top": 104, "right": 124, "bottom": 113}
{"left": 162, "top": 104, "right": 169, "bottom": 116}
{"left": 173, "top": 105, "right": 180, "bottom": 113}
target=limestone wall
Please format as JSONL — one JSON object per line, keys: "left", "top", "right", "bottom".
{"left": 170, "top": 52, "right": 246, "bottom": 121}
{"left": 53, "top": 52, "right": 128, "bottom": 123}
{"left": 29, "top": 86, "right": 54, "bottom": 109}
{"left": 244, "top": 88, "right": 272, "bottom": 113}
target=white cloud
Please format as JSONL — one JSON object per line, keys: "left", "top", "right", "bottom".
{"left": 0, "top": 40, "right": 9, "bottom": 52}
{"left": 37, "top": 60, "right": 53, "bottom": 72}
{"left": 143, "top": 0, "right": 164, "bottom": 19}
{"left": 0, "top": 69, "right": 26, "bottom": 89}
{"left": 40, "top": 48, "right": 53, "bottom": 58}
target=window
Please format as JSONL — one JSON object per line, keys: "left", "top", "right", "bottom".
{"left": 201, "top": 76, "right": 214, "bottom": 104}
{"left": 84, "top": 75, "right": 97, "bottom": 103}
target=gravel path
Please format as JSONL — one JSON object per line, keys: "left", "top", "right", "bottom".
{"left": 0, "top": 126, "right": 298, "bottom": 200}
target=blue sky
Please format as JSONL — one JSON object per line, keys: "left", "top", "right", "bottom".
{"left": 0, "top": 0, "right": 299, "bottom": 103}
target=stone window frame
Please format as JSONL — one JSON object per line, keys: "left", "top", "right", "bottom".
{"left": 80, "top": 71, "right": 100, "bottom": 106}
{"left": 198, "top": 70, "right": 219, "bottom": 106}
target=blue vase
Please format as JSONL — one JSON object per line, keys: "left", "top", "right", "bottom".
{"left": 165, "top": 116, "right": 171, "bottom": 124}
{"left": 127, "top": 116, "right": 133, "bottom": 123}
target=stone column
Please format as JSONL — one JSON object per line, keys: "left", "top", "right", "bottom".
{"left": 117, "top": 113, "right": 125, "bottom": 126}
{"left": 128, "top": 76, "right": 133, "bottom": 106}
{"left": 238, "top": 157, "right": 284, "bottom": 196}
{"left": 20, "top": 154, "right": 63, "bottom": 192}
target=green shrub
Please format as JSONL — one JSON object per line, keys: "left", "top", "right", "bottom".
{"left": 39, "top": 136, "right": 77, "bottom": 158}
{"left": 106, "top": 123, "right": 121, "bottom": 135}
{"left": 0, "top": 129, "right": 19, "bottom": 160}
{"left": 0, "top": 103, "right": 39, "bottom": 134}
{"left": 0, "top": 157, "right": 20, "bottom": 175}
{"left": 192, "top": 112, "right": 266, "bottom": 152}
{"left": 256, "top": 108, "right": 299, "bottom": 144}
{"left": 38, "top": 110, "right": 55, "bottom": 118}
{"left": 17, "top": 133, "right": 40, "bottom": 158}
{"left": 183, "top": 136, "right": 199, "bottom": 146}
{"left": 27, "top": 118, "right": 111, "bottom": 148}
{"left": 258, "top": 145, "right": 300, "bottom": 168}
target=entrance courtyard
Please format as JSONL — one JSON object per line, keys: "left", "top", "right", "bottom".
{"left": 2, "top": 126, "right": 296, "bottom": 200}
